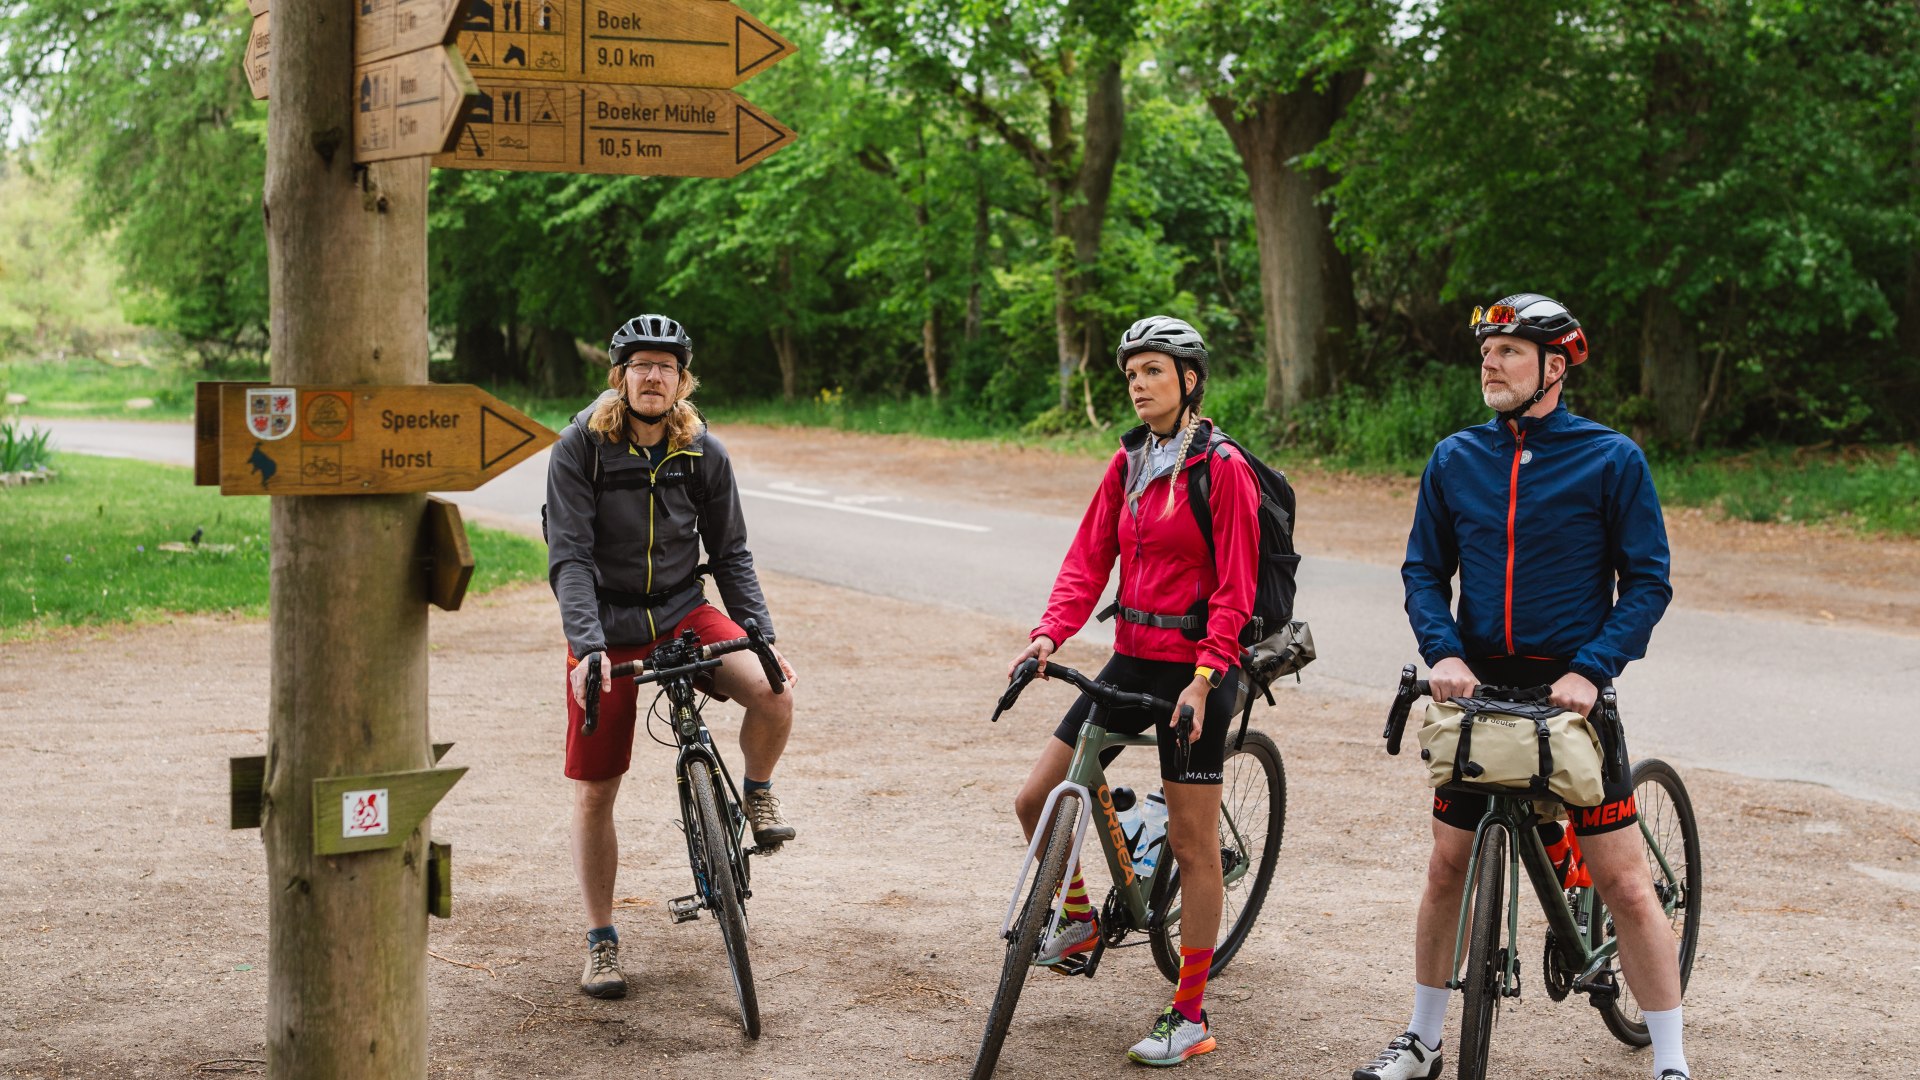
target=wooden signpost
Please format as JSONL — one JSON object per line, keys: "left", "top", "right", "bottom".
{"left": 358, "top": 0, "right": 471, "bottom": 64}
{"left": 245, "top": 12, "right": 272, "bottom": 100}
{"left": 354, "top": 46, "right": 481, "bottom": 163}
{"left": 433, "top": 81, "right": 792, "bottom": 176}
{"left": 206, "top": 383, "right": 556, "bottom": 495}
{"left": 451, "top": 0, "right": 794, "bottom": 89}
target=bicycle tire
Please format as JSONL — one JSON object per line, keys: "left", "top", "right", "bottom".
{"left": 1456, "top": 824, "right": 1508, "bottom": 1080}
{"left": 1598, "top": 758, "right": 1702, "bottom": 1047}
{"left": 969, "top": 793, "right": 1080, "bottom": 1080}
{"left": 687, "top": 763, "right": 760, "bottom": 1039}
{"left": 1147, "top": 729, "right": 1287, "bottom": 983}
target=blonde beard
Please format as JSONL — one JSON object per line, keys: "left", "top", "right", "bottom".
{"left": 1482, "top": 382, "right": 1530, "bottom": 413}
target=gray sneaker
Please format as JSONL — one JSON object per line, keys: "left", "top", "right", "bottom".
{"left": 1127, "top": 1006, "right": 1216, "bottom": 1067}
{"left": 579, "top": 938, "right": 626, "bottom": 999}
{"left": 745, "top": 789, "right": 796, "bottom": 848}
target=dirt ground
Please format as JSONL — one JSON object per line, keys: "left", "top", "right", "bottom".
{"left": 4, "top": 564, "right": 1918, "bottom": 1078}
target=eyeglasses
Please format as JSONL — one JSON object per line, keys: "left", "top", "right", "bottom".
{"left": 623, "top": 360, "right": 679, "bottom": 379}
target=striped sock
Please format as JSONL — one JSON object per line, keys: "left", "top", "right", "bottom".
{"left": 1171, "top": 946, "right": 1213, "bottom": 1022}
{"left": 1060, "top": 872, "right": 1094, "bottom": 923}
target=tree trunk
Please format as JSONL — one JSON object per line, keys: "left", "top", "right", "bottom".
{"left": 1211, "top": 73, "right": 1360, "bottom": 419}
{"left": 1636, "top": 2, "right": 1713, "bottom": 445}
{"left": 772, "top": 248, "right": 798, "bottom": 401}
{"left": 965, "top": 134, "right": 987, "bottom": 345}
{"left": 1052, "top": 57, "right": 1126, "bottom": 414}
{"left": 1640, "top": 286, "right": 1703, "bottom": 447}
{"left": 1901, "top": 103, "right": 1920, "bottom": 361}
{"left": 262, "top": 0, "right": 431, "bottom": 1072}
{"left": 451, "top": 320, "right": 511, "bottom": 384}
{"left": 528, "top": 325, "right": 580, "bottom": 398}
{"left": 915, "top": 125, "right": 941, "bottom": 398}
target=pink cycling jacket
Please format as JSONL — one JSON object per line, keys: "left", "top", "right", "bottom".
{"left": 1033, "top": 422, "right": 1260, "bottom": 674}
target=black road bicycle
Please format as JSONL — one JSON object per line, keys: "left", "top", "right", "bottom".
{"left": 581, "top": 617, "right": 786, "bottom": 1038}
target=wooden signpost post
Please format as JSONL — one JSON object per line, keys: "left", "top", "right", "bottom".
{"left": 235, "top": 0, "right": 795, "bottom": 1070}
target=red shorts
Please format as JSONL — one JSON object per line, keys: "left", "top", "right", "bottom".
{"left": 564, "top": 603, "right": 745, "bottom": 781}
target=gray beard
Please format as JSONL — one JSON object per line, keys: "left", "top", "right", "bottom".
{"left": 1482, "top": 384, "right": 1529, "bottom": 412}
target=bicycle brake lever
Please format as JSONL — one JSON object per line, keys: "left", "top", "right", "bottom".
{"left": 1383, "top": 663, "right": 1417, "bottom": 755}
{"left": 743, "top": 618, "right": 785, "bottom": 695}
{"left": 990, "top": 658, "right": 1040, "bottom": 722}
{"left": 581, "top": 653, "right": 602, "bottom": 737}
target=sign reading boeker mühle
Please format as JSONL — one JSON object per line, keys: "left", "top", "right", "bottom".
{"left": 215, "top": 384, "right": 556, "bottom": 495}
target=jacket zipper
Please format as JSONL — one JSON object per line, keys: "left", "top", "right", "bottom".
{"left": 641, "top": 447, "right": 699, "bottom": 640}
{"left": 1504, "top": 425, "right": 1526, "bottom": 655}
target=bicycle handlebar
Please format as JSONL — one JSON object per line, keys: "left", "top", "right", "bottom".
{"left": 989, "top": 657, "right": 1177, "bottom": 724}
{"left": 579, "top": 618, "right": 785, "bottom": 737}
{"left": 1382, "top": 663, "right": 1626, "bottom": 784}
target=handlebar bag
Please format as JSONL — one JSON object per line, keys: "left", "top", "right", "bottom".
{"left": 1416, "top": 698, "right": 1605, "bottom": 808}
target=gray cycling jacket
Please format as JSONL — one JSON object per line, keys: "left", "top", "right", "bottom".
{"left": 546, "top": 403, "right": 773, "bottom": 656}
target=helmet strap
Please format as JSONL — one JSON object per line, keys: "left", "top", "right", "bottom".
{"left": 1498, "top": 344, "right": 1560, "bottom": 427}
{"left": 625, "top": 402, "right": 668, "bottom": 426}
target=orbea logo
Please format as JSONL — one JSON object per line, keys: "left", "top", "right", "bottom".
{"left": 1097, "top": 784, "right": 1135, "bottom": 886}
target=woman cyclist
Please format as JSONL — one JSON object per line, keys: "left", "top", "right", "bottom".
{"left": 1007, "top": 315, "right": 1260, "bottom": 1067}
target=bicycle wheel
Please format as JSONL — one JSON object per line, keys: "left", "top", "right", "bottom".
{"left": 1456, "top": 823, "right": 1508, "bottom": 1080}
{"left": 1147, "top": 729, "right": 1286, "bottom": 982}
{"left": 687, "top": 762, "right": 759, "bottom": 1039}
{"left": 969, "top": 792, "right": 1080, "bottom": 1080}
{"left": 1598, "top": 758, "right": 1702, "bottom": 1047}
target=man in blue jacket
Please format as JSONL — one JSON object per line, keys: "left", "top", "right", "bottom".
{"left": 1353, "top": 295, "right": 1691, "bottom": 1080}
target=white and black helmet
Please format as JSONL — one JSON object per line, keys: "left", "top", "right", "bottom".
{"left": 1115, "top": 315, "right": 1209, "bottom": 375}
{"left": 610, "top": 314, "right": 692, "bottom": 367}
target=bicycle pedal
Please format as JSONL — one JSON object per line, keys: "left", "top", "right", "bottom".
{"left": 666, "top": 894, "right": 702, "bottom": 923}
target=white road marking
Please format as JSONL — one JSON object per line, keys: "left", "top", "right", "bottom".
{"left": 1852, "top": 863, "right": 1920, "bottom": 892}
{"left": 767, "top": 480, "right": 830, "bottom": 496}
{"left": 739, "top": 488, "right": 990, "bottom": 533}
{"left": 833, "top": 494, "right": 899, "bottom": 506}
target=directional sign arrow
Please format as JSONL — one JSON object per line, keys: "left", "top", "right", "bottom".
{"left": 244, "top": 11, "right": 272, "bottom": 101}
{"left": 452, "top": 0, "right": 794, "bottom": 89}
{"left": 432, "top": 80, "right": 793, "bottom": 178}
{"left": 353, "top": 44, "right": 480, "bottom": 164}
{"left": 214, "top": 383, "right": 558, "bottom": 495}
{"left": 357, "top": 0, "right": 472, "bottom": 65}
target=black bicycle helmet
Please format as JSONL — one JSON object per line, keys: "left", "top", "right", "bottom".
{"left": 1470, "top": 293, "right": 1588, "bottom": 420}
{"left": 609, "top": 314, "right": 693, "bottom": 367}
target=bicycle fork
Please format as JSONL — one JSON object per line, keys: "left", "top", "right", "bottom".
{"left": 1000, "top": 781, "right": 1093, "bottom": 966}
{"left": 1448, "top": 821, "right": 1526, "bottom": 999}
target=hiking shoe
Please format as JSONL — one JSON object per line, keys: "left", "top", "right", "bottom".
{"left": 579, "top": 938, "right": 626, "bottom": 999}
{"left": 745, "top": 789, "right": 796, "bottom": 848}
{"left": 1353, "top": 1031, "right": 1442, "bottom": 1080}
{"left": 1035, "top": 914, "right": 1100, "bottom": 970}
{"left": 1126, "top": 1007, "right": 1216, "bottom": 1067}
{"left": 1657, "top": 1073, "right": 1691, "bottom": 1080}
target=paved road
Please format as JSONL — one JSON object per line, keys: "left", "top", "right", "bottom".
{"left": 38, "top": 417, "right": 1920, "bottom": 809}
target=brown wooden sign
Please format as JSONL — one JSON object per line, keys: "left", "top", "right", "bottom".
{"left": 212, "top": 383, "right": 557, "bottom": 495}
{"left": 432, "top": 81, "right": 792, "bottom": 177}
{"left": 452, "top": 0, "right": 793, "bottom": 89}
{"left": 246, "top": 0, "right": 268, "bottom": 16}
{"left": 354, "top": 45, "right": 480, "bottom": 163}
{"left": 358, "top": 0, "right": 471, "bottom": 65}
{"left": 245, "top": 12, "right": 272, "bottom": 100}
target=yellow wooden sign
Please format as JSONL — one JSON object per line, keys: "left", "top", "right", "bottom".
{"left": 432, "top": 80, "right": 792, "bottom": 177}
{"left": 354, "top": 45, "right": 480, "bottom": 163}
{"left": 358, "top": 0, "right": 471, "bottom": 65}
{"left": 452, "top": 0, "right": 793, "bottom": 89}
{"left": 244, "top": 12, "right": 272, "bottom": 100}
{"left": 214, "top": 383, "right": 557, "bottom": 495}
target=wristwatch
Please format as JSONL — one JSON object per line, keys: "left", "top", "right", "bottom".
{"left": 1194, "top": 665, "right": 1222, "bottom": 689}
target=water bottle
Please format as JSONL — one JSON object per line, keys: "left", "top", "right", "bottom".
{"left": 1110, "top": 786, "right": 1143, "bottom": 854}
{"left": 1135, "top": 791, "right": 1169, "bottom": 877}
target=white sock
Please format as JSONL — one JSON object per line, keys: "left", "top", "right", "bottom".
{"left": 1643, "top": 1005, "right": 1687, "bottom": 1077}
{"left": 1407, "top": 983, "right": 1450, "bottom": 1048}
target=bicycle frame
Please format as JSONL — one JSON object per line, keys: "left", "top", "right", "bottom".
{"left": 1449, "top": 792, "right": 1685, "bottom": 998}
{"left": 660, "top": 673, "right": 754, "bottom": 905}
{"left": 1000, "top": 707, "right": 1257, "bottom": 960}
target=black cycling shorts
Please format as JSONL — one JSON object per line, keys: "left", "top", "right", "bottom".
{"left": 1051, "top": 653, "right": 1245, "bottom": 785}
{"left": 1430, "top": 656, "right": 1640, "bottom": 836}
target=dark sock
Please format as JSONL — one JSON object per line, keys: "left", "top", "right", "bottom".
{"left": 743, "top": 778, "right": 772, "bottom": 794}
{"left": 586, "top": 925, "right": 617, "bottom": 946}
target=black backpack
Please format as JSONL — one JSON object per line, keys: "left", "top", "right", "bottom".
{"left": 1186, "top": 428, "right": 1301, "bottom": 648}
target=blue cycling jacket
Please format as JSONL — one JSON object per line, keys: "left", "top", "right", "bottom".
{"left": 1402, "top": 402, "right": 1673, "bottom": 685}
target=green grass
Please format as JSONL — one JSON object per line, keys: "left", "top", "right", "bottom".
{"left": 0, "top": 453, "right": 550, "bottom": 641}
{"left": 1654, "top": 447, "right": 1920, "bottom": 535}
{"left": 0, "top": 352, "right": 268, "bottom": 421}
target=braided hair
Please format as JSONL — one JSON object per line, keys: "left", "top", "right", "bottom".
{"left": 1158, "top": 364, "right": 1206, "bottom": 519}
